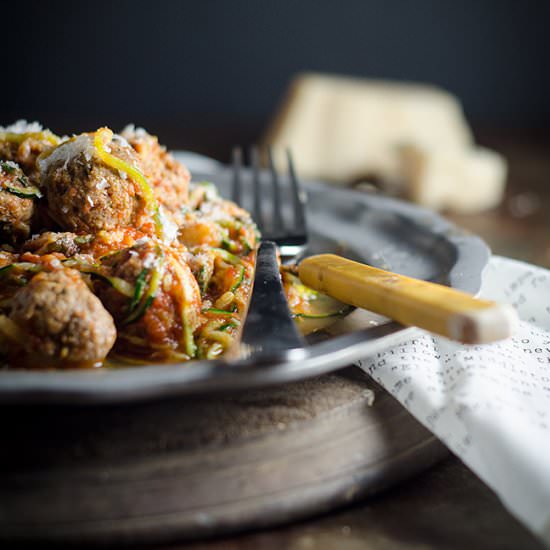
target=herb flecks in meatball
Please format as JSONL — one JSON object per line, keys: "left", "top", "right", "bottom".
{"left": 10, "top": 269, "right": 116, "bottom": 365}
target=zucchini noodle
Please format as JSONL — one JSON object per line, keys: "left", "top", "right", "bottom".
{"left": 122, "top": 250, "right": 165, "bottom": 325}
{"left": 201, "top": 319, "right": 234, "bottom": 347}
{"left": 94, "top": 128, "right": 165, "bottom": 239}
{"left": 168, "top": 254, "right": 198, "bottom": 358}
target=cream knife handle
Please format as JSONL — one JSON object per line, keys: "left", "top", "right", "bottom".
{"left": 298, "top": 254, "right": 517, "bottom": 344}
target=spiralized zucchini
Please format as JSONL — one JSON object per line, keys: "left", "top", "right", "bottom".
{"left": 122, "top": 252, "right": 165, "bottom": 326}
{"left": 282, "top": 268, "right": 353, "bottom": 334}
{"left": 94, "top": 128, "right": 165, "bottom": 238}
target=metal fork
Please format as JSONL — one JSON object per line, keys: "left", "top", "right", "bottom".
{"left": 231, "top": 146, "right": 308, "bottom": 357}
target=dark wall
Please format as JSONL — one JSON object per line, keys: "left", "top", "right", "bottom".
{"left": 1, "top": 0, "right": 549, "bottom": 149}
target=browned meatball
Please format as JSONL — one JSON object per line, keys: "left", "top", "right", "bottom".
{"left": 10, "top": 269, "right": 116, "bottom": 364}
{"left": 0, "top": 161, "right": 37, "bottom": 243}
{"left": 121, "top": 125, "right": 190, "bottom": 215}
{"left": 39, "top": 133, "right": 144, "bottom": 233}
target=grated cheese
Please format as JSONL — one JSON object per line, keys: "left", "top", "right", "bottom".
{"left": 121, "top": 124, "right": 148, "bottom": 139}
{"left": 0, "top": 120, "right": 43, "bottom": 133}
{"left": 158, "top": 206, "right": 179, "bottom": 244}
{"left": 142, "top": 252, "right": 156, "bottom": 269}
{"left": 112, "top": 133, "right": 132, "bottom": 149}
{"left": 38, "top": 134, "right": 94, "bottom": 175}
{"left": 96, "top": 178, "right": 109, "bottom": 191}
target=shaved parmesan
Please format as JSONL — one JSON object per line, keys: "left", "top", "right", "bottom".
{"left": 0, "top": 120, "right": 43, "bottom": 134}
{"left": 38, "top": 134, "right": 94, "bottom": 175}
{"left": 121, "top": 124, "right": 148, "bottom": 139}
{"left": 158, "top": 206, "right": 179, "bottom": 243}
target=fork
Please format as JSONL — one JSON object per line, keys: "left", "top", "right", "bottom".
{"left": 231, "top": 146, "right": 308, "bottom": 357}
{"left": 230, "top": 147, "right": 514, "bottom": 356}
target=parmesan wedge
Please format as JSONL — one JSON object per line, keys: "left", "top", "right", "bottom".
{"left": 399, "top": 144, "right": 507, "bottom": 213}
{"left": 265, "top": 73, "right": 473, "bottom": 183}
{"left": 265, "top": 73, "right": 507, "bottom": 213}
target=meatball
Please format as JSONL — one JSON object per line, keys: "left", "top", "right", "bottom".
{"left": 10, "top": 269, "right": 116, "bottom": 364}
{"left": 98, "top": 239, "right": 202, "bottom": 358}
{"left": 121, "top": 125, "right": 190, "bottom": 216}
{"left": 0, "top": 121, "right": 59, "bottom": 184}
{"left": 0, "top": 161, "right": 36, "bottom": 242}
{"left": 39, "top": 132, "right": 144, "bottom": 233}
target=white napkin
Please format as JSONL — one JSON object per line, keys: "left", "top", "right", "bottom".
{"left": 357, "top": 256, "right": 550, "bottom": 545}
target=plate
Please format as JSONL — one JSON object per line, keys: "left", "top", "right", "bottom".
{"left": 0, "top": 153, "right": 490, "bottom": 404}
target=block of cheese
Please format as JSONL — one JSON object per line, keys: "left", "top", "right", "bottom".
{"left": 265, "top": 73, "right": 473, "bottom": 183}
{"left": 264, "top": 73, "right": 507, "bottom": 213}
{"left": 398, "top": 144, "right": 508, "bottom": 213}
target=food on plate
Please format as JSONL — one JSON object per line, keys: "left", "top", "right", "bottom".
{"left": 22, "top": 231, "right": 87, "bottom": 257}
{"left": 7, "top": 269, "right": 116, "bottom": 366}
{"left": 0, "top": 121, "right": 61, "bottom": 185}
{"left": 282, "top": 267, "right": 352, "bottom": 334}
{"left": 0, "top": 121, "right": 345, "bottom": 370}
{"left": 0, "top": 160, "right": 39, "bottom": 243}
{"left": 38, "top": 131, "right": 146, "bottom": 232}
{"left": 95, "top": 239, "right": 202, "bottom": 360}
{"left": 0, "top": 122, "right": 261, "bottom": 369}
{"left": 121, "top": 124, "right": 190, "bottom": 219}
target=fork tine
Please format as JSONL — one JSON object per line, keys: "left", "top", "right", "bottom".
{"left": 231, "top": 146, "right": 242, "bottom": 205}
{"left": 250, "top": 145, "right": 264, "bottom": 231}
{"left": 287, "top": 149, "right": 306, "bottom": 233}
{"left": 267, "top": 147, "right": 284, "bottom": 235}
{"left": 230, "top": 145, "right": 307, "bottom": 258}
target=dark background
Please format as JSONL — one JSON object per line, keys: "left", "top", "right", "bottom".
{"left": 1, "top": 0, "right": 549, "bottom": 157}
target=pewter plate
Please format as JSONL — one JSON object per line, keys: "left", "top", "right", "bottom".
{"left": 0, "top": 153, "right": 490, "bottom": 404}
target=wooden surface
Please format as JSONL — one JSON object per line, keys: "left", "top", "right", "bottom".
{"left": 180, "top": 457, "right": 544, "bottom": 550}
{"left": 0, "top": 370, "right": 447, "bottom": 545}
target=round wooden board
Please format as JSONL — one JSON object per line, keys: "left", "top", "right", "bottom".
{"left": 0, "top": 367, "right": 447, "bottom": 545}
